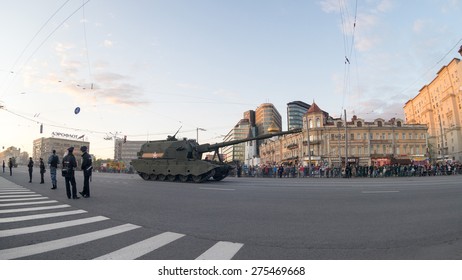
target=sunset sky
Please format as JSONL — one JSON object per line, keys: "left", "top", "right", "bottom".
{"left": 0, "top": 0, "right": 461, "bottom": 159}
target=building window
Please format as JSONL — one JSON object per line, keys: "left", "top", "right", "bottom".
{"left": 377, "top": 121, "right": 383, "bottom": 127}
{"left": 316, "top": 118, "right": 321, "bottom": 127}
{"left": 357, "top": 121, "right": 362, "bottom": 127}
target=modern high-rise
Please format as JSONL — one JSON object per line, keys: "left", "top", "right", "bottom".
{"left": 221, "top": 118, "right": 252, "bottom": 163}
{"left": 287, "top": 101, "right": 310, "bottom": 130}
{"left": 255, "top": 103, "right": 282, "bottom": 134}
{"left": 404, "top": 55, "right": 462, "bottom": 161}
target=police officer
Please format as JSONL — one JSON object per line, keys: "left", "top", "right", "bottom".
{"left": 39, "top": 158, "right": 46, "bottom": 184}
{"left": 27, "top": 157, "right": 34, "bottom": 183}
{"left": 48, "top": 150, "right": 59, "bottom": 189}
{"left": 79, "top": 146, "right": 92, "bottom": 198}
{"left": 62, "top": 147, "right": 79, "bottom": 199}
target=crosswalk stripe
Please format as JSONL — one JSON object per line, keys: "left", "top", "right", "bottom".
{"left": 195, "top": 241, "right": 244, "bottom": 260}
{"left": 0, "top": 191, "right": 35, "bottom": 195}
{"left": 0, "top": 223, "right": 141, "bottom": 260}
{"left": 0, "top": 200, "right": 58, "bottom": 207}
{"left": 0, "top": 210, "right": 87, "bottom": 223}
{"left": 0, "top": 216, "right": 110, "bottom": 237}
{"left": 0, "top": 204, "right": 70, "bottom": 214}
{"left": 94, "top": 231, "right": 185, "bottom": 260}
{"left": 0, "top": 197, "right": 48, "bottom": 202}
{"left": 0, "top": 194, "right": 40, "bottom": 198}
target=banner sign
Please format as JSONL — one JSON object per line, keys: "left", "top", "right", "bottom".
{"left": 51, "top": 132, "right": 85, "bottom": 140}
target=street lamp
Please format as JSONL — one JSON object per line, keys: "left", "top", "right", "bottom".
{"left": 458, "top": 45, "right": 462, "bottom": 57}
{"left": 196, "top": 127, "right": 206, "bottom": 143}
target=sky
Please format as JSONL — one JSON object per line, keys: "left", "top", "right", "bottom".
{"left": 0, "top": 0, "right": 461, "bottom": 159}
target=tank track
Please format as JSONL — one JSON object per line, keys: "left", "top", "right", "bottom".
{"left": 138, "top": 167, "right": 229, "bottom": 183}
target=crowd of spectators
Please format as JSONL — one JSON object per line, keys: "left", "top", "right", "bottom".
{"left": 240, "top": 162, "right": 462, "bottom": 178}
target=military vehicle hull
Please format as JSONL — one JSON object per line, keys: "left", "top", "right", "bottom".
{"left": 131, "top": 158, "right": 232, "bottom": 183}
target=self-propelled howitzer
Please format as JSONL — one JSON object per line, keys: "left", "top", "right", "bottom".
{"left": 131, "top": 128, "right": 301, "bottom": 183}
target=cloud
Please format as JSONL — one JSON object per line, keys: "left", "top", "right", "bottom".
{"left": 376, "top": 0, "right": 393, "bottom": 13}
{"left": 319, "top": 0, "right": 338, "bottom": 13}
{"left": 24, "top": 42, "right": 149, "bottom": 107}
{"left": 441, "top": 0, "right": 461, "bottom": 12}
{"left": 103, "top": 39, "right": 113, "bottom": 48}
{"left": 412, "top": 19, "right": 426, "bottom": 33}
{"left": 348, "top": 96, "right": 406, "bottom": 121}
{"left": 176, "top": 83, "right": 206, "bottom": 91}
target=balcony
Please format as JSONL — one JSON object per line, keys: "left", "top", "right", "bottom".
{"left": 286, "top": 143, "right": 299, "bottom": 150}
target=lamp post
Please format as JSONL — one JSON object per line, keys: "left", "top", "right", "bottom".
{"left": 196, "top": 128, "right": 206, "bottom": 143}
{"left": 305, "top": 114, "right": 311, "bottom": 177}
{"left": 458, "top": 45, "right": 462, "bottom": 57}
{"left": 109, "top": 131, "right": 122, "bottom": 160}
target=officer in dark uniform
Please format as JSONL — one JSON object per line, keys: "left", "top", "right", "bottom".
{"left": 39, "top": 158, "right": 46, "bottom": 184}
{"left": 27, "top": 157, "right": 34, "bottom": 183}
{"left": 79, "top": 146, "right": 92, "bottom": 198}
{"left": 62, "top": 147, "right": 79, "bottom": 199}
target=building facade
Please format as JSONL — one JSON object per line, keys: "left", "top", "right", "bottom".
{"left": 260, "top": 102, "right": 429, "bottom": 167}
{"left": 404, "top": 57, "right": 462, "bottom": 161}
{"left": 255, "top": 103, "right": 282, "bottom": 136}
{"left": 32, "top": 137, "right": 90, "bottom": 167}
{"left": 114, "top": 139, "right": 146, "bottom": 168}
{"left": 222, "top": 118, "right": 252, "bottom": 163}
{"left": 287, "top": 101, "right": 310, "bottom": 130}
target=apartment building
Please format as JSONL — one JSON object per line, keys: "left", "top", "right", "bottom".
{"left": 404, "top": 56, "right": 462, "bottom": 161}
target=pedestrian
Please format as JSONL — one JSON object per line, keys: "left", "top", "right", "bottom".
{"left": 8, "top": 158, "right": 13, "bottom": 176}
{"left": 278, "top": 165, "right": 284, "bottom": 178}
{"left": 2, "top": 160, "right": 5, "bottom": 173}
{"left": 39, "top": 158, "right": 46, "bottom": 184}
{"left": 27, "top": 157, "right": 34, "bottom": 183}
{"left": 79, "top": 146, "right": 92, "bottom": 198}
{"left": 62, "top": 147, "right": 79, "bottom": 199}
{"left": 48, "top": 150, "right": 59, "bottom": 189}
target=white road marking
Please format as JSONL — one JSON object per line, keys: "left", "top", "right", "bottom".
{"left": 0, "top": 200, "right": 58, "bottom": 207}
{"left": 0, "top": 204, "right": 70, "bottom": 214}
{"left": 94, "top": 231, "right": 185, "bottom": 260}
{"left": 361, "top": 190, "right": 400, "bottom": 194}
{"left": 199, "top": 187, "right": 236, "bottom": 191}
{"left": 196, "top": 241, "right": 244, "bottom": 260}
{"left": 0, "top": 210, "right": 87, "bottom": 223}
{"left": 0, "top": 197, "right": 48, "bottom": 202}
{"left": 0, "top": 191, "right": 35, "bottom": 195}
{"left": 0, "top": 223, "right": 141, "bottom": 260}
{"left": 0, "top": 194, "right": 41, "bottom": 199}
{"left": 0, "top": 216, "right": 109, "bottom": 237}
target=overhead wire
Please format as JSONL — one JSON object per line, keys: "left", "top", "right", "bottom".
{"left": 2, "top": 0, "right": 92, "bottom": 98}
{"left": 0, "top": 0, "right": 72, "bottom": 97}
{"left": 338, "top": 0, "right": 358, "bottom": 118}
{"left": 399, "top": 37, "right": 462, "bottom": 97}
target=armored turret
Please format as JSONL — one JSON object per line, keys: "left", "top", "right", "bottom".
{"left": 131, "top": 128, "right": 301, "bottom": 183}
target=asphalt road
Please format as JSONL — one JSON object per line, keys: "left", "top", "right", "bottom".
{"left": 1, "top": 167, "right": 461, "bottom": 259}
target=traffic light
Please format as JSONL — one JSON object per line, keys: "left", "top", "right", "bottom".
{"left": 123, "top": 135, "right": 127, "bottom": 143}
{"left": 40, "top": 124, "right": 43, "bottom": 133}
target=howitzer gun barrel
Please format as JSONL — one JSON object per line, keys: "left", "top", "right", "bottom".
{"left": 196, "top": 128, "right": 301, "bottom": 153}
